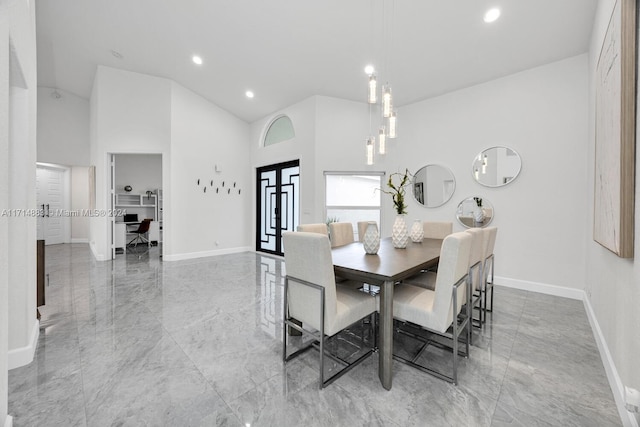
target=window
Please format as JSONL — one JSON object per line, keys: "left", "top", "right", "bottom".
{"left": 325, "top": 172, "right": 384, "bottom": 240}
{"left": 263, "top": 115, "right": 295, "bottom": 146}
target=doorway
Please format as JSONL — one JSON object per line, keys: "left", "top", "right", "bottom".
{"left": 256, "top": 160, "right": 299, "bottom": 256}
{"left": 36, "top": 164, "right": 70, "bottom": 245}
{"left": 109, "top": 153, "right": 163, "bottom": 259}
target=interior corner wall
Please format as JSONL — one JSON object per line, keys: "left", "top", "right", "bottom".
{"left": 389, "top": 55, "right": 589, "bottom": 291}
{"left": 113, "top": 154, "right": 162, "bottom": 194}
{"left": 167, "top": 83, "right": 251, "bottom": 258}
{"left": 89, "top": 66, "right": 171, "bottom": 260}
{"left": 249, "top": 96, "right": 318, "bottom": 240}
{"left": 37, "top": 87, "right": 90, "bottom": 166}
{"left": 586, "top": 0, "right": 640, "bottom": 414}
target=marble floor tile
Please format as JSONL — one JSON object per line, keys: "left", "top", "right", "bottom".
{"left": 7, "top": 244, "right": 621, "bottom": 426}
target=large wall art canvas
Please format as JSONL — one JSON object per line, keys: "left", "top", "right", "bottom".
{"left": 594, "top": 0, "right": 636, "bottom": 258}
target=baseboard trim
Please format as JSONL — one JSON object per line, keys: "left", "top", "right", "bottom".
{"left": 4, "top": 415, "right": 13, "bottom": 427}
{"left": 8, "top": 319, "right": 39, "bottom": 370}
{"left": 583, "top": 296, "right": 638, "bottom": 427}
{"left": 89, "top": 241, "right": 108, "bottom": 261}
{"left": 494, "top": 276, "right": 583, "bottom": 300}
{"left": 163, "top": 246, "right": 252, "bottom": 262}
{"left": 495, "top": 276, "right": 635, "bottom": 427}
{"left": 70, "top": 238, "right": 89, "bottom": 244}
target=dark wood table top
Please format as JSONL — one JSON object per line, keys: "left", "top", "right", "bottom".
{"left": 331, "top": 237, "right": 442, "bottom": 285}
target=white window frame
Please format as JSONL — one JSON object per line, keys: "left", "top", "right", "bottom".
{"left": 324, "top": 171, "right": 385, "bottom": 237}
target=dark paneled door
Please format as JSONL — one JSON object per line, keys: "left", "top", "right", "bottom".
{"left": 256, "top": 160, "right": 299, "bottom": 256}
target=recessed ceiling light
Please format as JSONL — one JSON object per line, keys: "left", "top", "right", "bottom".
{"left": 245, "top": 90, "right": 255, "bottom": 99}
{"left": 364, "top": 65, "right": 375, "bottom": 75}
{"left": 483, "top": 8, "right": 501, "bottom": 23}
{"left": 192, "top": 55, "right": 203, "bottom": 65}
{"left": 110, "top": 50, "right": 123, "bottom": 59}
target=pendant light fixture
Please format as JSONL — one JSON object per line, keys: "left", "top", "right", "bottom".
{"left": 365, "top": 0, "right": 398, "bottom": 164}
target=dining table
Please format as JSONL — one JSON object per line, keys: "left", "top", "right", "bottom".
{"left": 331, "top": 236, "right": 443, "bottom": 390}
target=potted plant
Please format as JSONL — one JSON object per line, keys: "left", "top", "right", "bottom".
{"left": 381, "top": 169, "right": 412, "bottom": 248}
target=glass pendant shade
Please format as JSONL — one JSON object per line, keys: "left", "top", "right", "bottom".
{"left": 378, "top": 127, "right": 386, "bottom": 154}
{"left": 388, "top": 111, "right": 397, "bottom": 138}
{"left": 366, "top": 137, "right": 375, "bottom": 165}
{"left": 368, "top": 75, "right": 377, "bottom": 104}
{"left": 382, "top": 85, "right": 392, "bottom": 117}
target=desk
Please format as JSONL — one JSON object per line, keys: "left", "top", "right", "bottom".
{"left": 332, "top": 237, "right": 442, "bottom": 390}
{"left": 114, "top": 221, "right": 159, "bottom": 252}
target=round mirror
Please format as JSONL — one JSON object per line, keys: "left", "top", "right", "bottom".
{"left": 456, "top": 196, "right": 494, "bottom": 228}
{"left": 412, "top": 164, "right": 456, "bottom": 208}
{"left": 472, "top": 146, "right": 521, "bottom": 187}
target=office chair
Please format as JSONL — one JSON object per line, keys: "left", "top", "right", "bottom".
{"left": 128, "top": 218, "right": 152, "bottom": 247}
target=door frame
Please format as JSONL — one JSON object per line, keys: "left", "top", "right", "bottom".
{"left": 255, "top": 159, "right": 300, "bottom": 256}
{"left": 36, "top": 162, "right": 71, "bottom": 245}
{"left": 108, "top": 152, "right": 164, "bottom": 259}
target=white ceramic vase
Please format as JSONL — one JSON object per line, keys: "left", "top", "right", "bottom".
{"left": 392, "top": 214, "right": 409, "bottom": 248}
{"left": 474, "top": 207, "right": 485, "bottom": 224}
{"left": 362, "top": 221, "right": 380, "bottom": 254}
{"left": 410, "top": 219, "right": 424, "bottom": 243}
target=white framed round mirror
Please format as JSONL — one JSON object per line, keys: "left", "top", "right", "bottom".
{"left": 412, "top": 164, "right": 456, "bottom": 208}
{"left": 472, "top": 146, "right": 521, "bottom": 187}
{"left": 456, "top": 196, "right": 494, "bottom": 228}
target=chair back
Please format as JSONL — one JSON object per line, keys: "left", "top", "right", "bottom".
{"left": 329, "top": 222, "right": 354, "bottom": 247}
{"left": 483, "top": 226, "right": 497, "bottom": 260}
{"left": 465, "top": 228, "right": 484, "bottom": 292}
{"left": 483, "top": 226, "right": 498, "bottom": 279}
{"left": 137, "top": 219, "right": 152, "bottom": 233}
{"left": 283, "top": 232, "right": 337, "bottom": 332}
{"left": 432, "top": 231, "right": 472, "bottom": 332}
{"left": 423, "top": 221, "right": 453, "bottom": 239}
{"left": 357, "top": 221, "right": 371, "bottom": 242}
{"left": 296, "top": 223, "right": 328, "bottom": 235}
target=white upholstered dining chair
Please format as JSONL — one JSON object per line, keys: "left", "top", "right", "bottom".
{"left": 423, "top": 221, "right": 453, "bottom": 239}
{"left": 357, "top": 221, "right": 370, "bottom": 242}
{"left": 282, "top": 231, "right": 378, "bottom": 388}
{"left": 465, "top": 227, "right": 485, "bottom": 330}
{"left": 296, "top": 223, "right": 328, "bottom": 235}
{"left": 392, "top": 231, "right": 472, "bottom": 384}
{"left": 329, "top": 222, "right": 355, "bottom": 247}
{"left": 481, "top": 226, "right": 498, "bottom": 324}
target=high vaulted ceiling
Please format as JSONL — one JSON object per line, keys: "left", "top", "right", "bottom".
{"left": 35, "top": 0, "right": 598, "bottom": 123}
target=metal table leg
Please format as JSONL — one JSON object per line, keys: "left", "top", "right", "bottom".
{"left": 379, "top": 279, "right": 394, "bottom": 390}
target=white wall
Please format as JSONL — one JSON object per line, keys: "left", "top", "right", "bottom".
{"left": 90, "top": 66, "right": 252, "bottom": 261}
{"left": 250, "top": 97, "right": 317, "bottom": 233}
{"left": 586, "top": 1, "right": 640, "bottom": 424}
{"left": 393, "top": 55, "right": 589, "bottom": 291}
{"left": 89, "top": 66, "right": 171, "bottom": 260}
{"left": 37, "top": 86, "right": 89, "bottom": 166}
{"left": 0, "top": 6, "right": 8, "bottom": 424}
{"left": 1, "top": 0, "right": 38, "bottom": 423}
{"left": 167, "top": 83, "right": 251, "bottom": 259}
{"left": 114, "top": 153, "right": 161, "bottom": 194}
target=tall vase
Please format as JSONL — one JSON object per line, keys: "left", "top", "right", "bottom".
{"left": 362, "top": 221, "right": 380, "bottom": 254}
{"left": 392, "top": 214, "right": 409, "bottom": 248}
{"left": 410, "top": 219, "right": 424, "bottom": 243}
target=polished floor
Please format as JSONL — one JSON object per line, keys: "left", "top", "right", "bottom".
{"left": 9, "top": 244, "right": 620, "bottom": 426}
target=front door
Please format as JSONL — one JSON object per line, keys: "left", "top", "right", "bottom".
{"left": 256, "top": 160, "right": 299, "bottom": 256}
{"left": 36, "top": 166, "right": 66, "bottom": 245}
